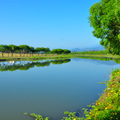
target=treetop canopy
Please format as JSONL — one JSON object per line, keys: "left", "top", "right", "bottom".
{"left": 89, "top": 0, "right": 120, "bottom": 54}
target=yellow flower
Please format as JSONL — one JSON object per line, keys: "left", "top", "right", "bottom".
{"left": 115, "top": 113, "right": 117, "bottom": 115}
{"left": 88, "top": 117, "right": 91, "bottom": 119}
{"left": 73, "top": 118, "right": 76, "bottom": 120}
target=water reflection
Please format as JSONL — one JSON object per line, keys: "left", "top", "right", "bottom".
{"left": 0, "top": 57, "right": 120, "bottom": 120}
{"left": 75, "top": 56, "right": 120, "bottom": 65}
{"left": 0, "top": 59, "right": 71, "bottom": 71}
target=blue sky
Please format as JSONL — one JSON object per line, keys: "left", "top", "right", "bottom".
{"left": 0, "top": 0, "right": 100, "bottom": 50}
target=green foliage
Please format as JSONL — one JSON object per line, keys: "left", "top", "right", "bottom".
{"left": 25, "top": 113, "right": 49, "bottom": 120}
{"left": 24, "top": 113, "right": 27, "bottom": 115}
{"left": 9, "top": 44, "right": 18, "bottom": 52}
{"left": 18, "top": 45, "right": 31, "bottom": 53}
{"left": 35, "top": 47, "right": 50, "bottom": 53}
{"left": 0, "top": 44, "right": 71, "bottom": 55}
{"left": 0, "top": 45, "right": 9, "bottom": 52}
{"left": 72, "top": 50, "right": 108, "bottom": 55}
{"left": 29, "top": 46, "right": 35, "bottom": 52}
{"left": 35, "top": 47, "right": 43, "bottom": 53}
{"left": 44, "top": 48, "right": 50, "bottom": 52}
{"left": 86, "top": 70, "right": 120, "bottom": 120}
{"left": 0, "top": 44, "right": 51, "bottom": 54}
{"left": 63, "top": 49, "right": 71, "bottom": 54}
{"left": 51, "top": 49, "right": 64, "bottom": 54}
{"left": 51, "top": 49, "right": 71, "bottom": 54}
{"left": 99, "top": 80, "right": 108, "bottom": 85}
{"left": 89, "top": 0, "right": 120, "bottom": 55}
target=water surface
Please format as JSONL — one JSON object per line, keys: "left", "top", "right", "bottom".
{"left": 0, "top": 58, "right": 120, "bottom": 120}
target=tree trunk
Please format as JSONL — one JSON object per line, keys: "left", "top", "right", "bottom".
{"left": 2, "top": 52, "right": 3, "bottom": 57}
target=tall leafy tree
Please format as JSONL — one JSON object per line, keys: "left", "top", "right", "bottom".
{"left": 35, "top": 47, "right": 42, "bottom": 53}
{"left": 18, "top": 45, "right": 30, "bottom": 53}
{"left": 89, "top": 0, "right": 120, "bottom": 55}
{"left": 0, "top": 45, "right": 9, "bottom": 52}
{"left": 29, "top": 46, "right": 35, "bottom": 52}
{"left": 63, "top": 49, "right": 71, "bottom": 54}
{"left": 35, "top": 47, "right": 50, "bottom": 53}
{"left": 51, "top": 49, "right": 64, "bottom": 54}
{"left": 9, "top": 44, "right": 18, "bottom": 52}
{"left": 44, "top": 48, "right": 50, "bottom": 52}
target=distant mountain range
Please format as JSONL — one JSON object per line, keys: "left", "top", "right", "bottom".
{"left": 71, "top": 45, "right": 105, "bottom": 52}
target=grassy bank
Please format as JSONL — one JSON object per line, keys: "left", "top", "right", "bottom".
{"left": 85, "top": 69, "right": 120, "bottom": 120}
{"left": 1, "top": 51, "right": 120, "bottom": 61}
{"left": 0, "top": 53, "right": 74, "bottom": 61}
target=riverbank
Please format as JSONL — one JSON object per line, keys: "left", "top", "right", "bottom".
{"left": 85, "top": 69, "right": 120, "bottom": 120}
{"left": 0, "top": 54, "right": 73, "bottom": 61}
{"left": 1, "top": 53, "right": 120, "bottom": 61}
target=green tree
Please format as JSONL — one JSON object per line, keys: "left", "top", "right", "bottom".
{"left": 89, "top": 0, "right": 120, "bottom": 55}
{"left": 29, "top": 46, "right": 35, "bottom": 52}
{"left": 0, "top": 45, "right": 9, "bottom": 52}
{"left": 18, "top": 45, "right": 30, "bottom": 53}
{"left": 9, "top": 44, "right": 18, "bottom": 52}
{"left": 35, "top": 47, "right": 42, "bottom": 53}
{"left": 44, "top": 48, "right": 50, "bottom": 52}
{"left": 35, "top": 47, "right": 50, "bottom": 53}
{"left": 51, "top": 49, "right": 64, "bottom": 54}
{"left": 63, "top": 49, "right": 71, "bottom": 54}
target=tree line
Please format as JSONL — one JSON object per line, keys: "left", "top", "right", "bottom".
{"left": 0, "top": 44, "right": 71, "bottom": 54}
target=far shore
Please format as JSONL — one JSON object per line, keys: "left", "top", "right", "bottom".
{"left": 0, "top": 52, "right": 120, "bottom": 61}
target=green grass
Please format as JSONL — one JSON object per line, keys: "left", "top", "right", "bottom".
{"left": 1, "top": 51, "right": 120, "bottom": 61}
{"left": 85, "top": 69, "right": 120, "bottom": 120}
{"left": 72, "top": 50, "right": 108, "bottom": 55}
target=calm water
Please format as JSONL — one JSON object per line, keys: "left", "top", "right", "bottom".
{"left": 0, "top": 58, "right": 120, "bottom": 120}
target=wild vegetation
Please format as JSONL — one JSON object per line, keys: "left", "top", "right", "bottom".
{"left": 72, "top": 50, "right": 108, "bottom": 55}
{"left": 85, "top": 69, "right": 120, "bottom": 120}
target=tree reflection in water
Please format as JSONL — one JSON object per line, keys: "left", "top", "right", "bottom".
{"left": 0, "top": 59, "right": 71, "bottom": 71}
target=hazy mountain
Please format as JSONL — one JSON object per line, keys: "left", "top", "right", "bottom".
{"left": 71, "top": 45, "right": 105, "bottom": 52}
